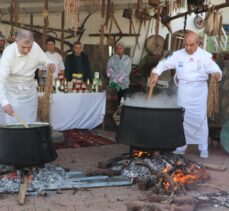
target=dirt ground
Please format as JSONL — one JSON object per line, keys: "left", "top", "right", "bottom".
{"left": 0, "top": 130, "right": 229, "bottom": 211}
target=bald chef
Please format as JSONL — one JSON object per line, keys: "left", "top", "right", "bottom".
{"left": 149, "top": 32, "right": 222, "bottom": 159}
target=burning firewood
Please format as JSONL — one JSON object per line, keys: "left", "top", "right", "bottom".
{"left": 135, "top": 161, "right": 180, "bottom": 193}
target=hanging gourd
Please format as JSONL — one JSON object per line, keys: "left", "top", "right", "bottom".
{"left": 64, "top": 0, "right": 80, "bottom": 32}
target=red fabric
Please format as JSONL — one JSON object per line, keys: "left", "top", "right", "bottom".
{"left": 53, "top": 129, "right": 114, "bottom": 149}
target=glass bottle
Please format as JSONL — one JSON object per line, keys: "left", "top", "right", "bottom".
{"left": 64, "top": 79, "right": 68, "bottom": 93}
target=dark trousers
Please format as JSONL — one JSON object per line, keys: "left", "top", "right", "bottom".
{"left": 117, "top": 88, "right": 128, "bottom": 104}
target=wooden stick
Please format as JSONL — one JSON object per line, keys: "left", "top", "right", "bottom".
{"left": 147, "top": 85, "right": 154, "bottom": 100}
{"left": 17, "top": 175, "right": 29, "bottom": 205}
{"left": 146, "top": 77, "right": 154, "bottom": 100}
{"left": 203, "top": 163, "right": 227, "bottom": 172}
{"left": 12, "top": 113, "right": 29, "bottom": 128}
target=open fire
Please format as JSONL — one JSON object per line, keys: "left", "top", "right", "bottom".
{"left": 107, "top": 150, "right": 209, "bottom": 194}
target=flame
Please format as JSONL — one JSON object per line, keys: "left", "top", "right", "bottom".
{"left": 132, "top": 150, "right": 208, "bottom": 192}
{"left": 133, "top": 150, "right": 153, "bottom": 158}
{"left": 162, "top": 163, "right": 206, "bottom": 190}
{"left": 162, "top": 165, "right": 172, "bottom": 173}
{"left": 172, "top": 170, "right": 200, "bottom": 185}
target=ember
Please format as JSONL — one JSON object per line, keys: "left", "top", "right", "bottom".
{"left": 0, "top": 164, "right": 132, "bottom": 195}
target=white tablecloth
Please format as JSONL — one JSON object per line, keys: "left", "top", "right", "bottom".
{"left": 51, "top": 92, "right": 106, "bottom": 131}
{"left": 0, "top": 92, "right": 106, "bottom": 131}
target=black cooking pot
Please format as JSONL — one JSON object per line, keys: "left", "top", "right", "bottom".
{"left": 116, "top": 105, "right": 186, "bottom": 151}
{"left": 0, "top": 122, "right": 57, "bottom": 167}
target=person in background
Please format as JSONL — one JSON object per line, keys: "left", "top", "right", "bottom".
{"left": 65, "top": 41, "right": 93, "bottom": 83}
{"left": 149, "top": 32, "right": 222, "bottom": 159}
{"left": 107, "top": 43, "right": 132, "bottom": 103}
{"left": 0, "top": 32, "right": 6, "bottom": 57}
{"left": 0, "top": 29, "right": 55, "bottom": 123}
{"left": 38, "top": 37, "right": 65, "bottom": 80}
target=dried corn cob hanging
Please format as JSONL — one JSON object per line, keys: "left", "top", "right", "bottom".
{"left": 64, "top": 0, "right": 80, "bottom": 32}
{"left": 38, "top": 67, "right": 53, "bottom": 122}
{"left": 207, "top": 75, "right": 219, "bottom": 120}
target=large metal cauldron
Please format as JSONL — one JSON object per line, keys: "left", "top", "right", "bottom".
{"left": 0, "top": 122, "right": 57, "bottom": 167}
{"left": 116, "top": 105, "right": 186, "bottom": 151}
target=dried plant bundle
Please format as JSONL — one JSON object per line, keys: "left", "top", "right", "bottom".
{"left": 207, "top": 76, "right": 219, "bottom": 119}
{"left": 38, "top": 67, "right": 53, "bottom": 122}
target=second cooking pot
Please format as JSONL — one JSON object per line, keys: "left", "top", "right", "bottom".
{"left": 116, "top": 105, "right": 186, "bottom": 151}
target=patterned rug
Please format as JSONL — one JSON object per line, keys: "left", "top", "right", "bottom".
{"left": 53, "top": 129, "right": 114, "bottom": 149}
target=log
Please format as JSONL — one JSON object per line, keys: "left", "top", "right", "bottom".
{"left": 126, "top": 198, "right": 194, "bottom": 211}
{"left": 135, "top": 161, "right": 180, "bottom": 192}
{"left": 98, "top": 156, "right": 127, "bottom": 169}
{"left": 203, "top": 163, "right": 227, "bottom": 172}
{"left": 126, "top": 201, "right": 171, "bottom": 211}
{"left": 86, "top": 168, "right": 121, "bottom": 176}
{"left": 17, "top": 175, "right": 29, "bottom": 205}
{"left": 144, "top": 193, "right": 172, "bottom": 203}
{"left": 146, "top": 194, "right": 194, "bottom": 205}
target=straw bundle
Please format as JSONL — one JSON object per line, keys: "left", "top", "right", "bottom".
{"left": 207, "top": 75, "right": 219, "bottom": 119}
{"left": 37, "top": 67, "right": 53, "bottom": 122}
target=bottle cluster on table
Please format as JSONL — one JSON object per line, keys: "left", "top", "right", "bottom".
{"left": 36, "top": 72, "right": 102, "bottom": 93}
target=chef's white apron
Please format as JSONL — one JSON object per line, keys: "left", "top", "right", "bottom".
{"left": 5, "top": 75, "right": 37, "bottom": 124}
{"left": 177, "top": 80, "right": 208, "bottom": 152}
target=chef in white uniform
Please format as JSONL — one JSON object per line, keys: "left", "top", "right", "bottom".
{"left": 0, "top": 29, "right": 55, "bottom": 124}
{"left": 38, "top": 37, "right": 65, "bottom": 80}
{"left": 149, "top": 32, "right": 222, "bottom": 159}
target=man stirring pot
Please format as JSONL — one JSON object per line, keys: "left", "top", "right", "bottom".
{"left": 149, "top": 32, "right": 222, "bottom": 159}
{"left": 0, "top": 29, "right": 55, "bottom": 124}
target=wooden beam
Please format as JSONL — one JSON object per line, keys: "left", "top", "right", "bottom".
{"left": 30, "top": 14, "right": 33, "bottom": 31}
{"left": 89, "top": 33, "right": 140, "bottom": 37}
{"left": 165, "top": 2, "right": 229, "bottom": 23}
{"left": 41, "top": 0, "right": 49, "bottom": 49}
{"left": 1, "top": 20, "right": 73, "bottom": 34}
{"left": 61, "top": 11, "right": 64, "bottom": 53}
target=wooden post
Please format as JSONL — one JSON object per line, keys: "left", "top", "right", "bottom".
{"left": 42, "top": 0, "right": 49, "bottom": 50}
{"left": 30, "top": 14, "right": 33, "bottom": 31}
{"left": 61, "top": 11, "right": 65, "bottom": 54}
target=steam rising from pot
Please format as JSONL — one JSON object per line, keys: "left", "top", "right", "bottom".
{"left": 124, "top": 93, "right": 178, "bottom": 108}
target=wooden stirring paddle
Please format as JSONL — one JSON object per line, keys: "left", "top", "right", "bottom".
{"left": 12, "top": 113, "right": 29, "bottom": 128}
{"left": 146, "top": 77, "right": 154, "bottom": 100}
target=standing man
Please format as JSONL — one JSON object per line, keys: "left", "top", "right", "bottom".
{"left": 0, "top": 29, "right": 55, "bottom": 123}
{"left": 65, "top": 41, "right": 93, "bottom": 82}
{"left": 107, "top": 43, "right": 132, "bottom": 103}
{"left": 149, "top": 32, "right": 222, "bottom": 159}
{"left": 0, "top": 32, "right": 6, "bottom": 57}
{"left": 38, "top": 37, "right": 65, "bottom": 80}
